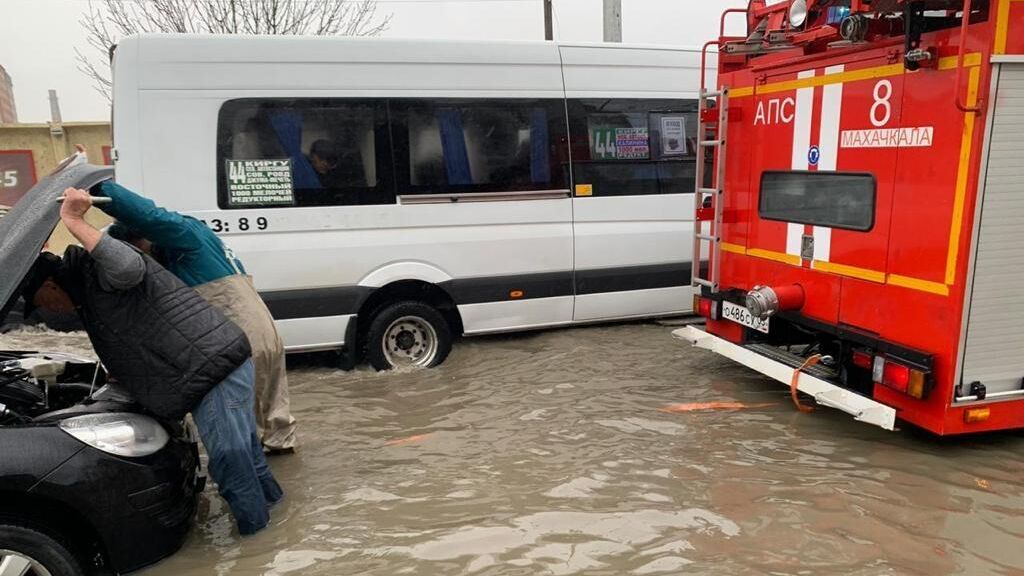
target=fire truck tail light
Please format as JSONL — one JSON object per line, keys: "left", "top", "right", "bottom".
{"left": 852, "top": 350, "right": 873, "bottom": 370}
{"left": 872, "top": 356, "right": 929, "bottom": 399}
{"left": 882, "top": 362, "right": 911, "bottom": 393}
{"left": 693, "top": 295, "right": 718, "bottom": 320}
{"left": 907, "top": 370, "right": 926, "bottom": 399}
{"left": 872, "top": 356, "right": 885, "bottom": 383}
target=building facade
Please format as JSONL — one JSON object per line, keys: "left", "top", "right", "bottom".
{"left": 0, "top": 121, "right": 112, "bottom": 249}
{"left": 0, "top": 121, "right": 111, "bottom": 205}
{"left": 0, "top": 66, "right": 17, "bottom": 124}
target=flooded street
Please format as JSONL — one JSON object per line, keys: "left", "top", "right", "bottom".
{"left": 7, "top": 322, "right": 1024, "bottom": 574}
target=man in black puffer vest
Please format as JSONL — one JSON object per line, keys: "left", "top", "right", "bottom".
{"left": 23, "top": 187, "right": 283, "bottom": 535}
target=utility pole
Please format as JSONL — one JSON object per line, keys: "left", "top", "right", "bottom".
{"left": 544, "top": 0, "right": 553, "bottom": 40}
{"left": 603, "top": 0, "right": 622, "bottom": 43}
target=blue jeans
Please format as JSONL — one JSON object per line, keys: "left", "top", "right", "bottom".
{"left": 192, "top": 359, "right": 284, "bottom": 535}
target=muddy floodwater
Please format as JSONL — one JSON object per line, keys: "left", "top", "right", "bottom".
{"left": 6, "top": 323, "right": 1024, "bottom": 575}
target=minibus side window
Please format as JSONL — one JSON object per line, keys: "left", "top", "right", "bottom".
{"left": 758, "top": 170, "right": 876, "bottom": 231}
{"left": 567, "top": 99, "right": 701, "bottom": 197}
{"left": 216, "top": 99, "right": 394, "bottom": 209}
{"left": 389, "top": 99, "right": 571, "bottom": 195}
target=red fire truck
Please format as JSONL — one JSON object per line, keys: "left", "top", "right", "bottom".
{"left": 679, "top": 0, "right": 1024, "bottom": 434}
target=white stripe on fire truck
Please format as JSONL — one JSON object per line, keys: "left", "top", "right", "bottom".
{"left": 787, "top": 69, "right": 817, "bottom": 259}
{"left": 790, "top": 69, "right": 816, "bottom": 170}
{"left": 811, "top": 64, "right": 845, "bottom": 265}
{"left": 817, "top": 64, "right": 844, "bottom": 171}
{"left": 813, "top": 225, "right": 832, "bottom": 264}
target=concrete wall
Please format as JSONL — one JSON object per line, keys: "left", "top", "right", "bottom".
{"left": 0, "top": 121, "right": 113, "bottom": 252}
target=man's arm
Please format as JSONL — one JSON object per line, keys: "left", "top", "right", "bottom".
{"left": 91, "top": 181, "right": 201, "bottom": 251}
{"left": 61, "top": 188, "right": 145, "bottom": 291}
{"left": 60, "top": 188, "right": 102, "bottom": 251}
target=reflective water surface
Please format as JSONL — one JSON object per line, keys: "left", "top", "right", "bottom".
{"left": 6, "top": 323, "right": 1024, "bottom": 574}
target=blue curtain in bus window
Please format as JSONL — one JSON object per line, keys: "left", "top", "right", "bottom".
{"left": 437, "top": 109, "right": 472, "bottom": 185}
{"left": 268, "top": 111, "right": 322, "bottom": 189}
{"left": 529, "top": 108, "right": 549, "bottom": 184}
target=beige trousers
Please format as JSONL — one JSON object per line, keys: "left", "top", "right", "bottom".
{"left": 196, "top": 275, "right": 297, "bottom": 450}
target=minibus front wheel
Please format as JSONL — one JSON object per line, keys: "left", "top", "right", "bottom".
{"left": 365, "top": 301, "right": 453, "bottom": 370}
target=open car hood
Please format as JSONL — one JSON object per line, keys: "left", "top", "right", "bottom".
{"left": 0, "top": 161, "right": 113, "bottom": 324}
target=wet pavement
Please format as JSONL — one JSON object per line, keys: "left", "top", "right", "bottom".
{"left": 6, "top": 322, "right": 1024, "bottom": 574}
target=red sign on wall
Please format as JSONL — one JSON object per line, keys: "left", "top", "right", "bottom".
{"left": 0, "top": 150, "right": 37, "bottom": 208}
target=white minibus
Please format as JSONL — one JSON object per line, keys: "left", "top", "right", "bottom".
{"left": 110, "top": 35, "right": 705, "bottom": 369}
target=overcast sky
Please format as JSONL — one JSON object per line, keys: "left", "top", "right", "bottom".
{"left": 0, "top": 0, "right": 741, "bottom": 123}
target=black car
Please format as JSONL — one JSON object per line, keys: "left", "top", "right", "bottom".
{"left": 0, "top": 162, "right": 203, "bottom": 576}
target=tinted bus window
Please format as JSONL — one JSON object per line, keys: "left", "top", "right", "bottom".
{"left": 759, "top": 171, "right": 876, "bottom": 231}
{"left": 567, "top": 99, "right": 700, "bottom": 197}
{"left": 216, "top": 99, "right": 393, "bottom": 208}
{"left": 390, "top": 99, "right": 570, "bottom": 195}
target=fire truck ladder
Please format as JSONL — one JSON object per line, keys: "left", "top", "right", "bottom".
{"left": 692, "top": 87, "right": 728, "bottom": 293}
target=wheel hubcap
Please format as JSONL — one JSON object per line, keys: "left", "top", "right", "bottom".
{"left": 0, "top": 550, "right": 51, "bottom": 576}
{"left": 382, "top": 316, "right": 438, "bottom": 368}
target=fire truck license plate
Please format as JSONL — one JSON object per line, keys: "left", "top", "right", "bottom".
{"left": 721, "top": 301, "right": 770, "bottom": 334}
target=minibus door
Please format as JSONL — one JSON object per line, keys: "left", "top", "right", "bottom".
{"left": 566, "top": 99, "right": 697, "bottom": 322}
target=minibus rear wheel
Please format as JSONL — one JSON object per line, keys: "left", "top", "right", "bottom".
{"left": 365, "top": 301, "right": 452, "bottom": 370}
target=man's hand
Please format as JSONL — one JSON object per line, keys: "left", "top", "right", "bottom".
{"left": 60, "top": 188, "right": 93, "bottom": 222}
{"left": 60, "top": 187, "right": 102, "bottom": 252}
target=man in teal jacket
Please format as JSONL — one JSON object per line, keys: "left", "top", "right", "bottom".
{"left": 92, "top": 181, "right": 298, "bottom": 454}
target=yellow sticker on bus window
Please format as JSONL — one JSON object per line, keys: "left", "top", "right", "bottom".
{"left": 575, "top": 184, "right": 593, "bottom": 197}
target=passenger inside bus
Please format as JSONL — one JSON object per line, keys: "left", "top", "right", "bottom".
{"left": 307, "top": 139, "right": 340, "bottom": 184}
{"left": 306, "top": 139, "right": 367, "bottom": 193}
{"left": 220, "top": 103, "right": 381, "bottom": 207}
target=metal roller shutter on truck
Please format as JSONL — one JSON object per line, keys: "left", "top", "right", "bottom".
{"left": 961, "top": 63, "right": 1024, "bottom": 398}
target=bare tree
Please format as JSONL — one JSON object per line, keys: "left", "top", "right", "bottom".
{"left": 78, "top": 0, "right": 392, "bottom": 99}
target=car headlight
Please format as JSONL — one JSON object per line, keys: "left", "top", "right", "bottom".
{"left": 59, "top": 413, "right": 169, "bottom": 457}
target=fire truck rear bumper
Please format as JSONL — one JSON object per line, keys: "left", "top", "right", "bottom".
{"left": 673, "top": 326, "right": 897, "bottom": 431}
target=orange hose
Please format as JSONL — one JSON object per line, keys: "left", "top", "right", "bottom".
{"left": 790, "top": 354, "right": 821, "bottom": 414}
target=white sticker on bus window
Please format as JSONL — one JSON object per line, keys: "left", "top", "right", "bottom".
{"left": 614, "top": 128, "right": 650, "bottom": 159}
{"left": 225, "top": 159, "right": 296, "bottom": 207}
{"left": 660, "top": 116, "right": 688, "bottom": 156}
